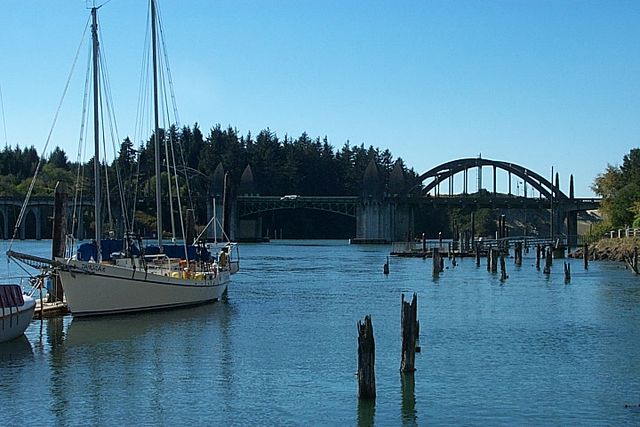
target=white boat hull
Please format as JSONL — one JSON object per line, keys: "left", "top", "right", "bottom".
{"left": 57, "top": 259, "right": 230, "bottom": 316}
{"left": 1, "top": 295, "right": 36, "bottom": 343}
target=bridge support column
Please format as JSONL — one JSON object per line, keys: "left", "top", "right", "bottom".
{"left": 352, "top": 198, "right": 392, "bottom": 244}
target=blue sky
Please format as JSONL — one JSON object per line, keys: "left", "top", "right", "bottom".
{"left": 1, "top": 0, "right": 638, "bottom": 197}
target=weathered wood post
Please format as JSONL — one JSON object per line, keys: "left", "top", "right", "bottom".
{"left": 432, "top": 248, "right": 441, "bottom": 276}
{"left": 400, "top": 293, "right": 418, "bottom": 373}
{"left": 486, "top": 246, "right": 491, "bottom": 272}
{"left": 383, "top": 257, "right": 389, "bottom": 275}
{"left": 51, "top": 182, "right": 67, "bottom": 302}
{"left": 583, "top": 243, "right": 589, "bottom": 269}
{"left": 357, "top": 315, "right": 376, "bottom": 399}
{"left": 535, "top": 244, "right": 541, "bottom": 270}
{"left": 475, "top": 243, "right": 481, "bottom": 267}
{"left": 514, "top": 242, "right": 522, "bottom": 266}
{"left": 491, "top": 248, "right": 498, "bottom": 273}
{"left": 543, "top": 247, "right": 552, "bottom": 274}
{"left": 500, "top": 254, "right": 508, "bottom": 280}
{"left": 564, "top": 262, "right": 571, "bottom": 282}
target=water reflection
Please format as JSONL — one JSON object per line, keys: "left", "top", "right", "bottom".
{"left": 0, "top": 334, "right": 33, "bottom": 363}
{"left": 401, "top": 373, "right": 418, "bottom": 425}
{"left": 63, "top": 303, "right": 232, "bottom": 346}
{"left": 357, "top": 398, "right": 375, "bottom": 427}
{"left": 43, "top": 302, "right": 236, "bottom": 424}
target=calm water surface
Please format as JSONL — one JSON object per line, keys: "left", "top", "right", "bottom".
{"left": 1, "top": 240, "right": 639, "bottom": 425}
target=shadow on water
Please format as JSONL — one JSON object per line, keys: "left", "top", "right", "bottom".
{"left": 401, "top": 372, "right": 418, "bottom": 425}
{"left": 0, "top": 334, "right": 34, "bottom": 363}
{"left": 357, "top": 398, "right": 375, "bottom": 427}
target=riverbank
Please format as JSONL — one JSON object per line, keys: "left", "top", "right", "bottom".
{"left": 570, "top": 237, "right": 640, "bottom": 262}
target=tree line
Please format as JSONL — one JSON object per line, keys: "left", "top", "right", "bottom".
{"left": 592, "top": 148, "right": 640, "bottom": 230}
{"left": 0, "top": 124, "right": 421, "bottom": 232}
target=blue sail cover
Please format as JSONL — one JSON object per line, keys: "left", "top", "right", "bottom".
{"left": 76, "top": 240, "right": 210, "bottom": 262}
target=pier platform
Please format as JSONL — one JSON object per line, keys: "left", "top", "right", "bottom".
{"left": 33, "top": 299, "right": 69, "bottom": 319}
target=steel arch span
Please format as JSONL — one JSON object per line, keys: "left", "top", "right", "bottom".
{"left": 411, "top": 157, "right": 568, "bottom": 200}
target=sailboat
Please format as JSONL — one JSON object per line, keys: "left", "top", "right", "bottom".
{"left": 8, "top": 0, "right": 238, "bottom": 316}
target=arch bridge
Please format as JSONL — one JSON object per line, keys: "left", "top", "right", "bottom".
{"left": 233, "top": 157, "right": 600, "bottom": 243}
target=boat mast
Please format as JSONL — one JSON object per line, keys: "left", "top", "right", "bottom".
{"left": 91, "top": 7, "right": 102, "bottom": 262}
{"left": 151, "top": 0, "right": 163, "bottom": 250}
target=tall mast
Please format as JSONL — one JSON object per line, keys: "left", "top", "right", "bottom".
{"left": 91, "top": 7, "right": 102, "bottom": 262}
{"left": 151, "top": 0, "right": 163, "bottom": 250}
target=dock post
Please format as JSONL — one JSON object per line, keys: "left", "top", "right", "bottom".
{"left": 475, "top": 243, "right": 480, "bottom": 267}
{"left": 583, "top": 244, "right": 589, "bottom": 269}
{"left": 490, "top": 248, "right": 498, "bottom": 273}
{"left": 543, "top": 246, "right": 552, "bottom": 274}
{"left": 564, "top": 262, "right": 571, "bottom": 282}
{"left": 432, "top": 248, "right": 442, "bottom": 276}
{"left": 357, "top": 315, "right": 376, "bottom": 399}
{"left": 514, "top": 242, "right": 522, "bottom": 266}
{"left": 400, "top": 293, "right": 418, "bottom": 373}
{"left": 500, "top": 254, "right": 508, "bottom": 280}
{"left": 51, "top": 182, "right": 67, "bottom": 302}
{"left": 536, "top": 244, "right": 541, "bottom": 270}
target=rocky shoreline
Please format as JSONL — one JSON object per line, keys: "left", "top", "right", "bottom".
{"left": 570, "top": 237, "right": 640, "bottom": 262}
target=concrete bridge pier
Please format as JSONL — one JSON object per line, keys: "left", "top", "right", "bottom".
{"left": 352, "top": 198, "right": 412, "bottom": 244}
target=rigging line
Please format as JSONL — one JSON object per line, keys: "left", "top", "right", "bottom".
{"left": 170, "top": 122, "right": 188, "bottom": 249}
{"left": 156, "top": 4, "right": 180, "bottom": 126}
{"left": 98, "top": 36, "right": 131, "bottom": 232}
{"left": 72, "top": 45, "right": 92, "bottom": 240}
{"left": 155, "top": 3, "right": 195, "bottom": 216}
{"left": 99, "top": 85, "right": 114, "bottom": 233}
{"left": 160, "top": 67, "right": 187, "bottom": 248}
{"left": 130, "top": 149, "right": 141, "bottom": 232}
{"left": 177, "top": 126, "right": 195, "bottom": 213}
{"left": 158, "top": 65, "right": 176, "bottom": 241}
{"left": 0, "top": 82, "right": 8, "bottom": 147}
{"left": 134, "top": 7, "right": 151, "bottom": 153}
{"left": 156, "top": 5, "right": 195, "bottom": 231}
{"left": 8, "top": 17, "right": 91, "bottom": 251}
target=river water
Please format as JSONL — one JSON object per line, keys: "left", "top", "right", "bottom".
{"left": 1, "top": 240, "right": 639, "bottom": 425}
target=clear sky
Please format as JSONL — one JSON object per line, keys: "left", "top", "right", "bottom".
{"left": 1, "top": 0, "right": 638, "bottom": 197}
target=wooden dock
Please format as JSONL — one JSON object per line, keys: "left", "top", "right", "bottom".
{"left": 33, "top": 299, "right": 69, "bottom": 319}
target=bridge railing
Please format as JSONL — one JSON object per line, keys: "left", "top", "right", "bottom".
{"left": 607, "top": 228, "right": 640, "bottom": 239}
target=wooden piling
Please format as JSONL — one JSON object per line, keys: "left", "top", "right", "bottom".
{"left": 51, "top": 182, "right": 67, "bottom": 302}
{"left": 432, "top": 248, "right": 442, "bottom": 276}
{"left": 514, "top": 242, "right": 522, "bottom": 266}
{"left": 490, "top": 248, "right": 498, "bottom": 273}
{"left": 486, "top": 246, "right": 491, "bottom": 272}
{"left": 500, "top": 254, "right": 508, "bottom": 280}
{"left": 475, "top": 243, "right": 481, "bottom": 267}
{"left": 400, "top": 293, "right": 418, "bottom": 373}
{"left": 583, "top": 243, "right": 589, "bottom": 269}
{"left": 535, "top": 244, "right": 541, "bottom": 270}
{"left": 564, "top": 262, "right": 571, "bottom": 282}
{"left": 383, "top": 257, "right": 389, "bottom": 275}
{"left": 357, "top": 315, "right": 376, "bottom": 399}
{"left": 543, "top": 247, "right": 552, "bottom": 274}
